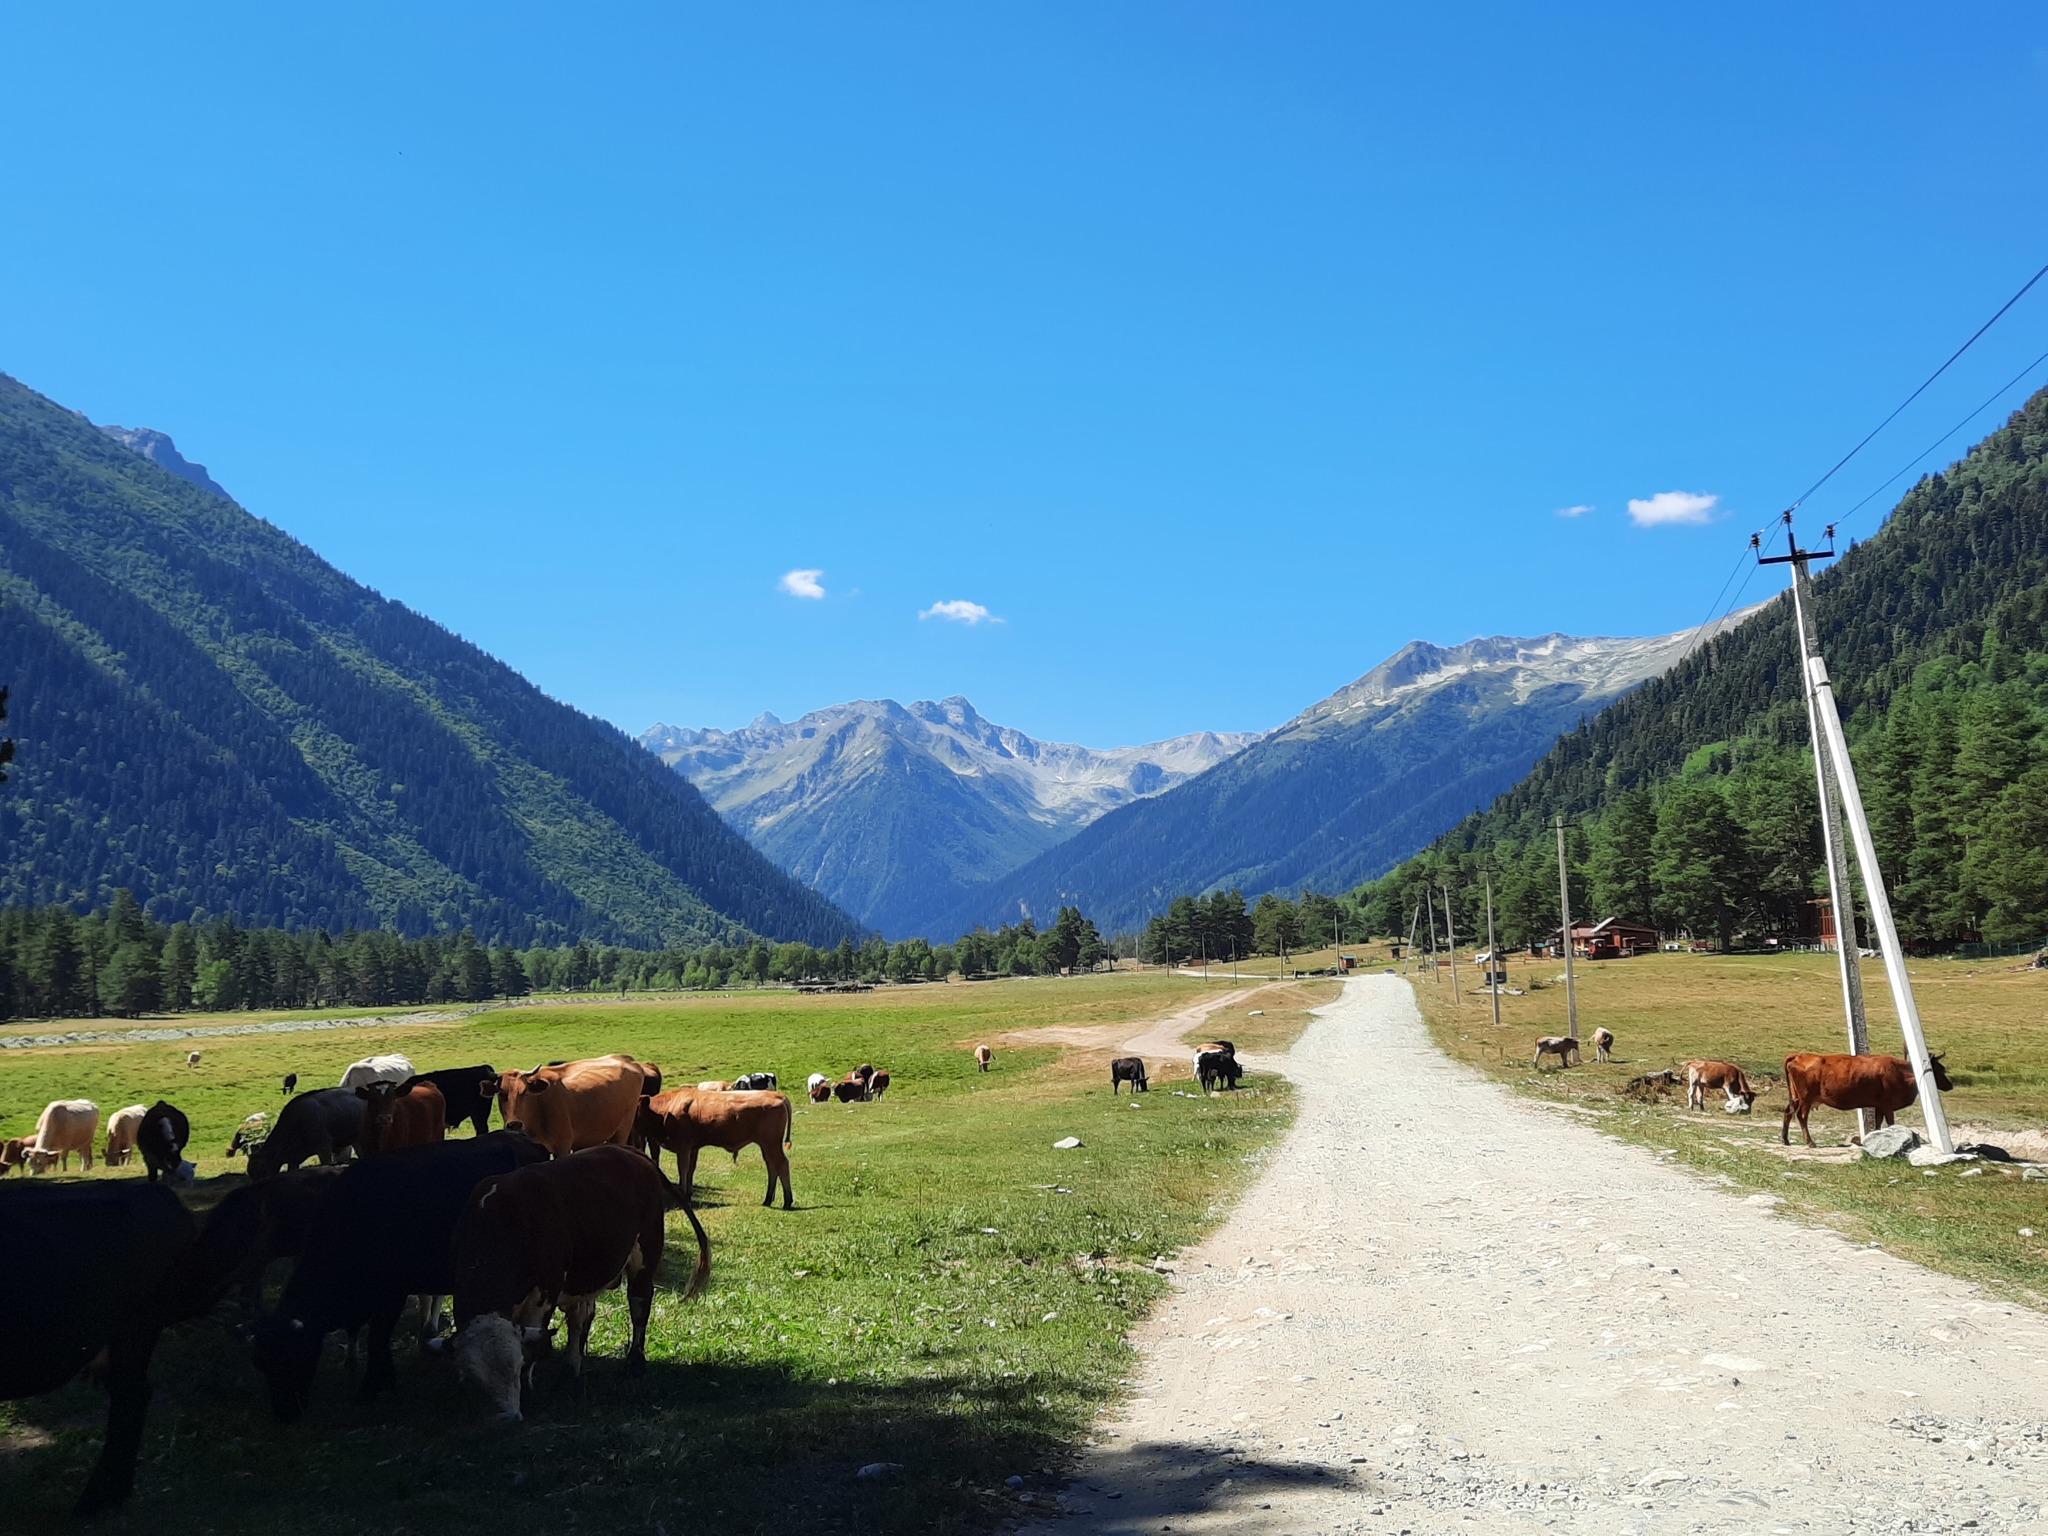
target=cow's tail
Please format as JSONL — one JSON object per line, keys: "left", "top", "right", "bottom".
{"left": 651, "top": 1158, "right": 713, "bottom": 1299}
{"left": 782, "top": 1094, "right": 794, "bottom": 1149}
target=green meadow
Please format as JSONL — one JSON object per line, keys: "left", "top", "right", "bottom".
{"left": 0, "top": 974, "right": 1309, "bottom": 1536}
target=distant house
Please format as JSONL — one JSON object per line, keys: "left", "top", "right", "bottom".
{"left": 1553, "top": 917, "right": 1659, "bottom": 959}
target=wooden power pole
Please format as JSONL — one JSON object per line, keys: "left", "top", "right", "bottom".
{"left": 1555, "top": 814, "right": 1579, "bottom": 1040}
{"left": 1442, "top": 885, "right": 1461, "bottom": 1004}
{"left": 1483, "top": 866, "right": 1502, "bottom": 1030}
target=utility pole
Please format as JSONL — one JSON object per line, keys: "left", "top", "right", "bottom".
{"left": 1442, "top": 885, "right": 1461, "bottom": 1004}
{"left": 1759, "top": 519, "right": 1952, "bottom": 1152}
{"left": 1759, "top": 518, "right": 1873, "bottom": 1134}
{"left": 1425, "top": 889, "right": 1440, "bottom": 982}
{"left": 1406, "top": 902, "right": 1422, "bottom": 974}
{"left": 1555, "top": 814, "right": 1580, "bottom": 1041}
{"left": 1483, "top": 866, "right": 1502, "bottom": 1030}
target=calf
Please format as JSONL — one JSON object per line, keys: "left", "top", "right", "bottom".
{"left": 635, "top": 1087, "right": 796, "bottom": 1208}
{"left": 357, "top": 1079, "right": 448, "bottom": 1155}
{"left": 1685, "top": 1059, "right": 1764, "bottom": 1114}
{"left": 250, "top": 1088, "right": 363, "bottom": 1178}
{"left": 732, "top": 1071, "right": 778, "bottom": 1091}
{"left": 1196, "top": 1050, "right": 1242, "bottom": 1091}
{"left": 0, "top": 1182, "right": 196, "bottom": 1511}
{"left": 1110, "top": 1056, "right": 1149, "bottom": 1095}
{"left": 138, "top": 1100, "right": 191, "bottom": 1183}
{"left": 1592, "top": 1027, "right": 1615, "bottom": 1063}
{"left": 27, "top": 1099, "right": 100, "bottom": 1173}
{"left": 974, "top": 1044, "right": 992, "bottom": 1072}
{"left": 104, "top": 1104, "right": 148, "bottom": 1167}
{"left": 1781, "top": 1052, "right": 1951, "bottom": 1147}
{"left": 402, "top": 1065, "right": 496, "bottom": 1137}
{"left": 1532, "top": 1036, "right": 1580, "bottom": 1070}
{"left": 450, "top": 1144, "right": 707, "bottom": 1419}
{"left": 251, "top": 1131, "right": 550, "bottom": 1420}
{"left": 339, "top": 1054, "right": 415, "bottom": 1091}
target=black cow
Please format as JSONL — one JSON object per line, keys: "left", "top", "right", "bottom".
{"left": 400, "top": 1065, "right": 497, "bottom": 1137}
{"left": 281, "top": 1072, "right": 299, "bottom": 1097}
{"left": 0, "top": 1182, "right": 196, "bottom": 1512}
{"left": 1110, "top": 1056, "right": 1149, "bottom": 1094}
{"left": 138, "top": 1100, "right": 190, "bottom": 1183}
{"left": 1196, "top": 1050, "right": 1243, "bottom": 1091}
{"left": 251, "top": 1130, "right": 550, "bottom": 1421}
{"left": 732, "top": 1071, "right": 777, "bottom": 1091}
{"left": 248, "top": 1088, "right": 362, "bottom": 1178}
{"left": 166, "top": 1166, "right": 348, "bottom": 1322}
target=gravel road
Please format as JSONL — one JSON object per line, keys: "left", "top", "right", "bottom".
{"left": 1034, "top": 975, "right": 2048, "bottom": 1535}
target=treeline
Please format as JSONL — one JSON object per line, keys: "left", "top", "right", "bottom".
{"left": 1354, "top": 385, "right": 2048, "bottom": 953}
{"left": 0, "top": 895, "right": 1116, "bottom": 1023}
{"left": 1135, "top": 888, "right": 1368, "bottom": 964}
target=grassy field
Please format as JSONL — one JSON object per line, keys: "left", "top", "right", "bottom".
{"left": 1412, "top": 948, "right": 2048, "bottom": 1305}
{"left": 0, "top": 973, "right": 1326, "bottom": 1535}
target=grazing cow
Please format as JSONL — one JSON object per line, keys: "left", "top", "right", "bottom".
{"left": 635, "top": 1087, "right": 796, "bottom": 1208}
{"left": 0, "top": 1182, "right": 198, "bottom": 1511}
{"left": 251, "top": 1131, "right": 550, "bottom": 1420}
{"left": 338, "top": 1054, "right": 415, "bottom": 1091}
{"left": 851, "top": 1063, "right": 876, "bottom": 1089}
{"left": 138, "top": 1101, "right": 191, "bottom": 1183}
{"left": 868, "top": 1068, "right": 892, "bottom": 1101}
{"left": 806, "top": 1071, "right": 829, "bottom": 1096}
{"left": 1190, "top": 1040, "right": 1236, "bottom": 1078}
{"left": 974, "top": 1044, "right": 992, "bottom": 1072}
{"left": 1196, "top": 1050, "right": 1242, "bottom": 1091}
{"left": 1781, "top": 1052, "right": 1952, "bottom": 1147}
{"left": 0, "top": 1136, "right": 28, "bottom": 1176}
{"left": 808, "top": 1080, "right": 832, "bottom": 1103}
{"left": 27, "top": 1099, "right": 100, "bottom": 1173}
{"left": 188, "top": 1051, "right": 202, "bottom": 1069}
{"left": 357, "top": 1079, "right": 448, "bottom": 1155}
{"left": 732, "top": 1071, "right": 778, "bottom": 1091}
{"left": 450, "top": 1143, "right": 708, "bottom": 1419}
{"left": 227, "top": 1114, "right": 268, "bottom": 1158}
{"left": 1532, "top": 1036, "right": 1581, "bottom": 1070}
{"left": 165, "top": 1163, "right": 348, "bottom": 1322}
{"left": 399, "top": 1065, "right": 497, "bottom": 1137}
{"left": 1110, "top": 1057, "right": 1149, "bottom": 1094}
{"left": 831, "top": 1078, "right": 868, "bottom": 1104}
{"left": 249, "top": 1088, "right": 363, "bottom": 1179}
{"left": 282, "top": 1072, "right": 299, "bottom": 1097}
{"left": 1592, "top": 1027, "right": 1615, "bottom": 1063}
{"left": 1685, "top": 1059, "right": 1765, "bottom": 1114}
{"left": 696, "top": 1080, "right": 733, "bottom": 1091}
{"left": 104, "top": 1104, "right": 148, "bottom": 1167}
{"left": 486, "top": 1054, "right": 648, "bottom": 1157}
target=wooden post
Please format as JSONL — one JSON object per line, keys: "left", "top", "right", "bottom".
{"left": 1555, "top": 815, "right": 1579, "bottom": 1040}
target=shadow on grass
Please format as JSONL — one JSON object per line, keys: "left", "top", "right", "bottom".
{"left": 1, "top": 1294, "right": 1104, "bottom": 1536}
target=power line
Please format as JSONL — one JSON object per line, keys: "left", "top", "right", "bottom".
{"left": 1787, "top": 257, "right": 2048, "bottom": 513}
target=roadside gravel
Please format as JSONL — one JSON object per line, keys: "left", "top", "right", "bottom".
{"left": 1031, "top": 974, "right": 2048, "bottom": 1535}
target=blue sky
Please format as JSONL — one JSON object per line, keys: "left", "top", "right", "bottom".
{"left": 5, "top": 4, "right": 2047, "bottom": 746}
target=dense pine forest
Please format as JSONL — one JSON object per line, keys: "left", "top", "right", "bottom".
{"left": 1354, "top": 386, "right": 2048, "bottom": 953}
{"left": 0, "top": 374, "right": 855, "bottom": 950}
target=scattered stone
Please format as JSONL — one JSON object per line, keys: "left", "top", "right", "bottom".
{"left": 1053, "top": 1137, "right": 1084, "bottom": 1149}
{"left": 855, "top": 1463, "right": 904, "bottom": 1482}
{"left": 1857, "top": 1126, "right": 1922, "bottom": 1160}
{"left": 1248, "top": 1009, "right": 1265, "bottom": 1016}
{"left": 1005, "top": 1474, "right": 1026, "bottom": 1488}
{"left": 2019, "top": 1228, "right": 2036, "bottom": 1238}
{"left": 1638, "top": 1468, "right": 1688, "bottom": 1490}
{"left": 1906, "top": 1146, "right": 1974, "bottom": 1167}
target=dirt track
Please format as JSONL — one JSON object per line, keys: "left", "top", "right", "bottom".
{"left": 1036, "top": 975, "right": 2048, "bottom": 1535}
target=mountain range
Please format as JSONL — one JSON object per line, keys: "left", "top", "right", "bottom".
{"left": 0, "top": 372, "right": 854, "bottom": 948}
{"left": 639, "top": 700, "right": 1252, "bottom": 934}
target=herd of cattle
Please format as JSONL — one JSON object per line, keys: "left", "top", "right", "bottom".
{"left": 1530, "top": 1028, "right": 1956, "bottom": 1144}
{"left": 0, "top": 1044, "right": 903, "bottom": 1513}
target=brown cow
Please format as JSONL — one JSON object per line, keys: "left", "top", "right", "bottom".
{"left": 27, "top": 1100, "right": 100, "bottom": 1173}
{"left": 1532, "top": 1036, "right": 1580, "bottom": 1070}
{"left": 868, "top": 1068, "right": 891, "bottom": 1101}
{"left": 450, "top": 1144, "right": 708, "bottom": 1420}
{"left": 831, "top": 1078, "right": 868, "bottom": 1104}
{"left": 974, "top": 1044, "right": 992, "bottom": 1072}
{"left": 1592, "top": 1027, "right": 1615, "bottom": 1063}
{"left": 1781, "top": 1052, "right": 1952, "bottom": 1147}
{"left": 486, "top": 1055, "right": 647, "bottom": 1157}
{"left": 1685, "top": 1059, "right": 1765, "bottom": 1113}
{"left": 808, "top": 1080, "right": 831, "bottom": 1104}
{"left": 357, "top": 1079, "right": 449, "bottom": 1155}
{"left": 635, "top": 1088, "right": 795, "bottom": 1208}
{"left": 103, "top": 1105, "right": 148, "bottom": 1167}
{"left": 0, "top": 1136, "right": 29, "bottom": 1176}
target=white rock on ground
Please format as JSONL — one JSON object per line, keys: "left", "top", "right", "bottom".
{"left": 1034, "top": 974, "right": 2048, "bottom": 1535}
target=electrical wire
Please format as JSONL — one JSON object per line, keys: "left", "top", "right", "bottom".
{"left": 1787, "top": 257, "right": 2048, "bottom": 513}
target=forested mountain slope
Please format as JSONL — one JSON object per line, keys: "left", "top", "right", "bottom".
{"left": 914, "top": 620, "right": 1746, "bottom": 938}
{"left": 642, "top": 698, "right": 1252, "bottom": 933}
{"left": 1359, "top": 386, "right": 2048, "bottom": 950}
{"left": 0, "top": 373, "right": 856, "bottom": 948}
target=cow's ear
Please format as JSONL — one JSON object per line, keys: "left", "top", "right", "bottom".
{"left": 523, "top": 1078, "right": 550, "bottom": 1095}
{"left": 354, "top": 1085, "right": 373, "bottom": 1099}
{"left": 478, "top": 1077, "right": 500, "bottom": 1098}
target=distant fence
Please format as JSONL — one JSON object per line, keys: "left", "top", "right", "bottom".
{"left": 1953, "top": 935, "right": 2048, "bottom": 961}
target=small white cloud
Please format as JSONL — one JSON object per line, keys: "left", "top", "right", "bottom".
{"left": 779, "top": 568, "right": 826, "bottom": 600}
{"left": 919, "top": 599, "right": 1002, "bottom": 625}
{"left": 1627, "top": 490, "right": 1720, "bottom": 528}
{"left": 1556, "top": 503, "right": 1594, "bottom": 519}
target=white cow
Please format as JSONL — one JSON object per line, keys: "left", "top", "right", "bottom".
{"left": 103, "top": 1103, "right": 148, "bottom": 1166}
{"left": 27, "top": 1099, "right": 100, "bottom": 1173}
{"left": 339, "top": 1053, "right": 415, "bottom": 1091}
